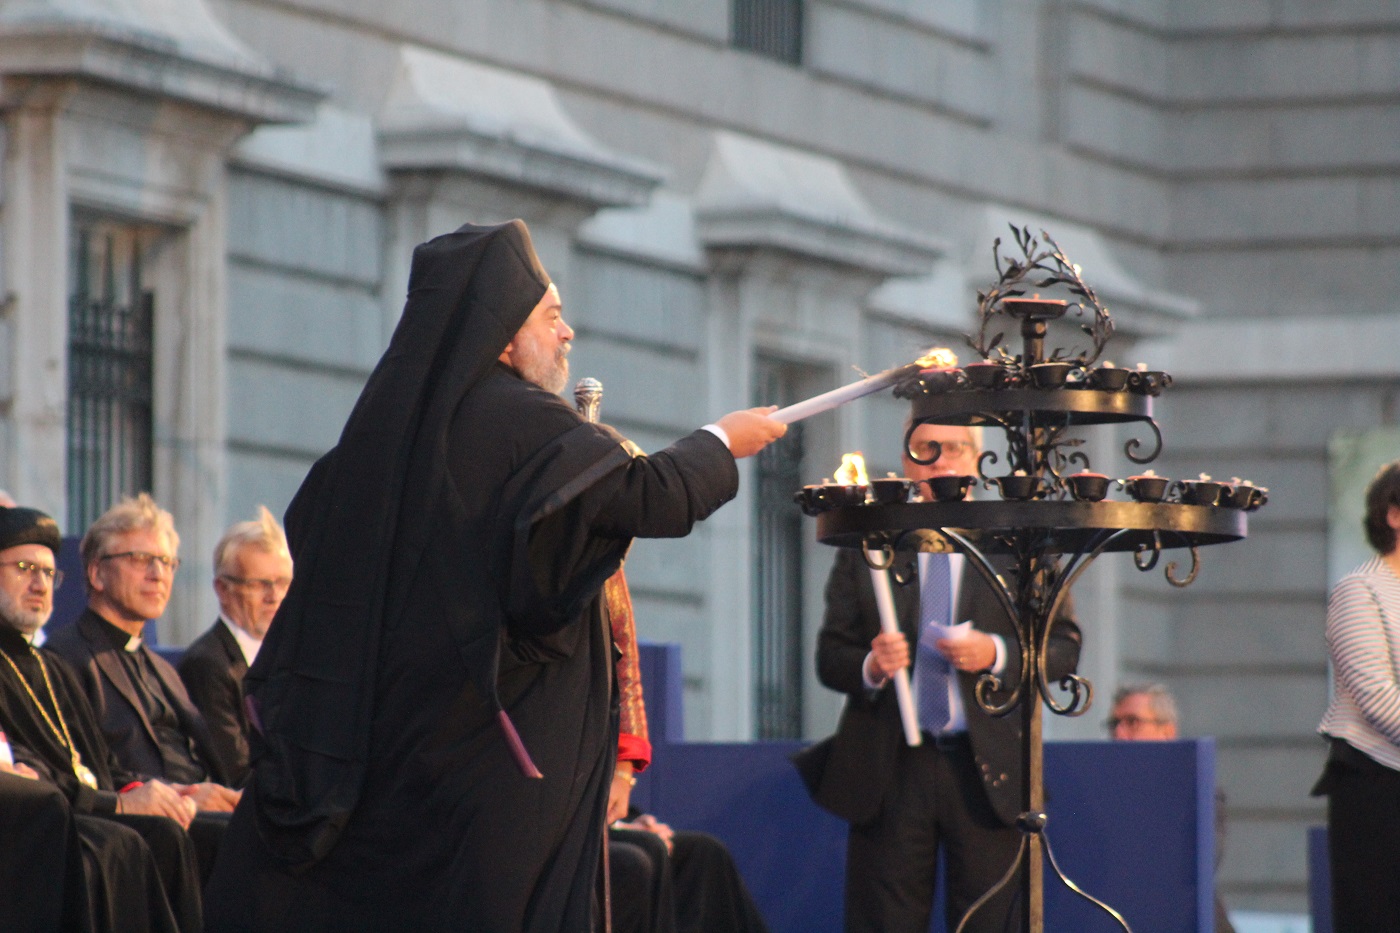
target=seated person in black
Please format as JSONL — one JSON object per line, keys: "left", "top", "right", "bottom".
{"left": 611, "top": 809, "right": 770, "bottom": 933}
{"left": 0, "top": 503, "right": 202, "bottom": 932}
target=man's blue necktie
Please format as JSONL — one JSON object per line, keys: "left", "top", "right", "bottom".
{"left": 916, "top": 553, "right": 954, "bottom": 735}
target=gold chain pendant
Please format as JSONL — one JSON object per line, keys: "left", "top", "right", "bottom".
{"left": 73, "top": 754, "right": 98, "bottom": 789}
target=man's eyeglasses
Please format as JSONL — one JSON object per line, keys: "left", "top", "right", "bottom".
{"left": 1107, "top": 715, "right": 1167, "bottom": 731}
{"left": 909, "top": 439, "right": 978, "bottom": 461}
{"left": 100, "top": 551, "right": 180, "bottom": 573}
{"left": 0, "top": 560, "right": 63, "bottom": 589}
{"left": 220, "top": 575, "right": 292, "bottom": 597}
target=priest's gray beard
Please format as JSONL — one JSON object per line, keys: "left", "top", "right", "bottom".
{"left": 0, "top": 586, "right": 45, "bottom": 637}
{"left": 513, "top": 332, "right": 570, "bottom": 395}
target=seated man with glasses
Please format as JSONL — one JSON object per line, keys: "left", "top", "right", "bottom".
{"left": 47, "top": 493, "right": 242, "bottom": 879}
{"left": 178, "top": 507, "right": 292, "bottom": 787}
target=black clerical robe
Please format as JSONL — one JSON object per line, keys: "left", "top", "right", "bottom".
{"left": 0, "top": 626, "right": 202, "bottom": 932}
{"left": 205, "top": 220, "right": 740, "bottom": 933}
{"left": 0, "top": 769, "right": 85, "bottom": 933}
{"left": 0, "top": 771, "right": 186, "bottom": 933}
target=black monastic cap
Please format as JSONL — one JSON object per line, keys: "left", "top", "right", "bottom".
{"left": 0, "top": 507, "right": 61, "bottom": 555}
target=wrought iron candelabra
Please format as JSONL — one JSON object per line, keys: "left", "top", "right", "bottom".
{"left": 796, "top": 229, "right": 1265, "bottom": 933}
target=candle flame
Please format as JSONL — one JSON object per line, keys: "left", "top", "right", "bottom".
{"left": 914, "top": 347, "right": 958, "bottom": 369}
{"left": 835, "top": 452, "right": 869, "bottom": 486}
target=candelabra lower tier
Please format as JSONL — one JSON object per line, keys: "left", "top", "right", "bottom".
{"left": 815, "top": 499, "right": 1245, "bottom": 555}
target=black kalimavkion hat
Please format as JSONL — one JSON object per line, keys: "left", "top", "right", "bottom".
{"left": 0, "top": 507, "right": 61, "bottom": 555}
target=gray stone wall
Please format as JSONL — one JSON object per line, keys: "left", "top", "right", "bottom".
{"left": 223, "top": 165, "right": 385, "bottom": 526}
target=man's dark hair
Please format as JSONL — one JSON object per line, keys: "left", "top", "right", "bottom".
{"left": 1363, "top": 460, "right": 1400, "bottom": 555}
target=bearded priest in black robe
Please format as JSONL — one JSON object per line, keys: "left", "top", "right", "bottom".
{"left": 205, "top": 219, "right": 786, "bottom": 932}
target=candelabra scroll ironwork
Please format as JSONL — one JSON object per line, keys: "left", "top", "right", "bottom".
{"left": 1165, "top": 545, "right": 1201, "bottom": 588}
{"left": 1124, "top": 420, "right": 1164, "bottom": 465}
{"left": 1133, "top": 533, "right": 1162, "bottom": 572}
{"left": 859, "top": 541, "right": 895, "bottom": 572}
{"left": 1131, "top": 532, "right": 1201, "bottom": 587}
{"left": 936, "top": 520, "right": 1129, "bottom": 933}
{"left": 938, "top": 527, "right": 1025, "bottom": 718}
{"left": 1033, "top": 526, "right": 1134, "bottom": 717}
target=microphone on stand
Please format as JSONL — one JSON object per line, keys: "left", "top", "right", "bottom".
{"left": 573, "top": 373, "right": 611, "bottom": 933}
{"left": 575, "top": 377, "right": 603, "bottom": 424}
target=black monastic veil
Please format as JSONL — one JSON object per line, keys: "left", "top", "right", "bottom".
{"left": 205, "top": 220, "right": 738, "bottom": 932}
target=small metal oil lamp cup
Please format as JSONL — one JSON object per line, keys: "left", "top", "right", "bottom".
{"left": 1089, "top": 366, "right": 1132, "bottom": 391}
{"left": 1177, "top": 479, "right": 1225, "bottom": 507}
{"left": 1128, "top": 370, "right": 1173, "bottom": 396}
{"left": 990, "top": 474, "right": 1046, "bottom": 501}
{"left": 915, "top": 369, "right": 962, "bottom": 394}
{"left": 1028, "top": 361, "right": 1076, "bottom": 389}
{"left": 1121, "top": 474, "right": 1170, "bottom": 503}
{"left": 794, "top": 483, "right": 867, "bottom": 516}
{"left": 869, "top": 477, "right": 913, "bottom": 505}
{"left": 923, "top": 474, "right": 976, "bottom": 502}
{"left": 962, "top": 361, "right": 1007, "bottom": 390}
{"left": 1066, "top": 472, "right": 1111, "bottom": 502}
{"left": 1220, "top": 483, "right": 1267, "bottom": 511}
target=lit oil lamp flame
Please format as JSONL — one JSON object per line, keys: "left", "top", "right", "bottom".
{"left": 915, "top": 347, "right": 958, "bottom": 369}
{"left": 835, "top": 452, "right": 869, "bottom": 487}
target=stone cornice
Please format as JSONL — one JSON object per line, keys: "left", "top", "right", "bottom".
{"left": 377, "top": 45, "right": 663, "bottom": 210}
{"left": 693, "top": 131, "right": 943, "bottom": 277}
{"left": 0, "top": 18, "right": 321, "bottom": 125}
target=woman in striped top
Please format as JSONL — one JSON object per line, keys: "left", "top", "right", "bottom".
{"left": 1314, "top": 459, "right": 1400, "bottom": 933}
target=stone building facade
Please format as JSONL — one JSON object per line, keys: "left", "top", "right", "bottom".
{"left": 2, "top": 0, "right": 1397, "bottom": 914}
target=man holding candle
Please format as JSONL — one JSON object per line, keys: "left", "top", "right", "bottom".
{"left": 205, "top": 219, "right": 786, "bottom": 933}
{"left": 796, "top": 421, "right": 1081, "bottom": 933}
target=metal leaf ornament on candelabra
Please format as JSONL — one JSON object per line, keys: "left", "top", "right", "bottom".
{"left": 798, "top": 227, "right": 1265, "bottom": 933}
{"left": 971, "top": 225, "right": 1114, "bottom": 367}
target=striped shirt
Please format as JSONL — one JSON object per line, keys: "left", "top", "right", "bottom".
{"left": 1318, "top": 556, "right": 1400, "bottom": 771}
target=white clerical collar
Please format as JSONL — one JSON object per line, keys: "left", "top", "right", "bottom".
{"left": 124, "top": 634, "right": 143, "bottom": 653}
{"left": 219, "top": 615, "right": 263, "bottom": 666}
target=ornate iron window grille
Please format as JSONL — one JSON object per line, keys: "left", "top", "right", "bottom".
{"left": 753, "top": 358, "right": 806, "bottom": 739}
{"left": 66, "top": 222, "right": 154, "bottom": 532}
{"left": 732, "top": 0, "right": 804, "bottom": 65}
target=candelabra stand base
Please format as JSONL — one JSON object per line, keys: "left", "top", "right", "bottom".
{"left": 951, "top": 808, "right": 1133, "bottom": 933}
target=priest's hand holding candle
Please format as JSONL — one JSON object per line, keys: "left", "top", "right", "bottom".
{"left": 714, "top": 407, "right": 788, "bottom": 457}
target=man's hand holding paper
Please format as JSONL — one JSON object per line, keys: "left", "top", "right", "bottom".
{"left": 935, "top": 622, "right": 1000, "bottom": 672}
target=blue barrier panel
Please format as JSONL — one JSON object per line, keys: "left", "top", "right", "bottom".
{"left": 51, "top": 535, "right": 87, "bottom": 632}
{"left": 636, "top": 644, "right": 1219, "bottom": 933}
{"left": 1042, "top": 739, "right": 1216, "bottom": 933}
{"left": 646, "top": 740, "right": 847, "bottom": 933}
{"left": 1308, "top": 825, "right": 1331, "bottom": 933}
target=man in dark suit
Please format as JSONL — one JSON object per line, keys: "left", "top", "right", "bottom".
{"left": 47, "top": 494, "right": 241, "bottom": 811}
{"left": 178, "top": 506, "right": 292, "bottom": 787}
{"left": 797, "top": 421, "right": 1082, "bottom": 933}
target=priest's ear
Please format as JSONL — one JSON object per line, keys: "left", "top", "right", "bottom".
{"left": 86, "top": 558, "right": 107, "bottom": 595}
